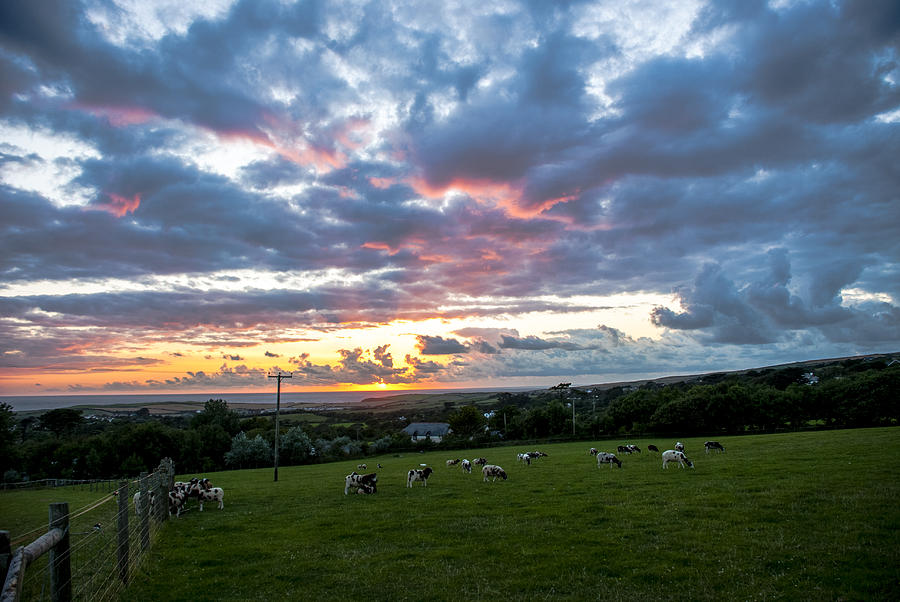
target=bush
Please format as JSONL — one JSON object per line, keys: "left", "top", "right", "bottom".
{"left": 225, "top": 432, "right": 272, "bottom": 468}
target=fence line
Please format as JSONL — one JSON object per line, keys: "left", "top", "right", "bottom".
{"left": 1, "top": 479, "right": 120, "bottom": 492}
{"left": 1, "top": 458, "right": 175, "bottom": 602}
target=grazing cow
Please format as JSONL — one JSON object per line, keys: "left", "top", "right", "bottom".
{"left": 446, "top": 459, "right": 461, "bottom": 467}
{"left": 617, "top": 445, "right": 632, "bottom": 455}
{"left": 589, "top": 448, "right": 599, "bottom": 456}
{"left": 345, "top": 472, "right": 378, "bottom": 495}
{"left": 406, "top": 467, "right": 434, "bottom": 487}
{"left": 675, "top": 442, "right": 685, "bottom": 452}
{"left": 627, "top": 444, "right": 641, "bottom": 453}
{"left": 482, "top": 465, "right": 507, "bottom": 482}
{"left": 357, "top": 463, "right": 367, "bottom": 470}
{"left": 705, "top": 441, "right": 725, "bottom": 454}
{"left": 473, "top": 458, "right": 487, "bottom": 466}
{"left": 596, "top": 452, "right": 622, "bottom": 468}
{"left": 461, "top": 459, "right": 472, "bottom": 473}
{"left": 647, "top": 444, "right": 660, "bottom": 453}
{"left": 199, "top": 487, "right": 225, "bottom": 510}
{"left": 662, "top": 450, "right": 694, "bottom": 469}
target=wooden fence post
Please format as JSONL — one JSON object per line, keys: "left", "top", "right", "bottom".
{"left": 116, "top": 481, "right": 128, "bottom": 585}
{"left": 0, "top": 531, "right": 9, "bottom": 586}
{"left": 155, "top": 472, "right": 167, "bottom": 523}
{"left": 139, "top": 473, "right": 150, "bottom": 551}
{"left": 48, "top": 502, "right": 70, "bottom": 602}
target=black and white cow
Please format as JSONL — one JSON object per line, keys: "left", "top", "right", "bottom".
{"left": 662, "top": 450, "right": 694, "bottom": 469}
{"left": 345, "top": 471, "right": 378, "bottom": 495}
{"left": 627, "top": 444, "right": 641, "bottom": 453}
{"left": 704, "top": 441, "right": 725, "bottom": 454}
{"left": 617, "top": 445, "right": 633, "bottom": 455}
{"left": 446, "top": 458, "right": 461, "bottom": 467}
{"left": 482, "top": 464, "right": 507, "bottom": 482}
{"left": 406, "top": 467, "right": 434, "bottom": 487}
{"left": 596, "top": 452, "right": 622, "bottom": 468}
{"left": 461, "top": 459, "right": 472, "bottom": 473}
{"left": 473, "top": 458, "right": 487, "bottom": 466}
{"left": 647, "top": 444, "right": 660, "bottom": 452}
{"left": 674, "top": 442, "right": 685, "bottom": 452}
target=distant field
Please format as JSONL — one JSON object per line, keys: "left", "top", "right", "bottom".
{"left": 3, "top": 428, "right": 898, "bottom": 600}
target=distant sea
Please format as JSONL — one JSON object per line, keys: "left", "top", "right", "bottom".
{"left": 0, "top": 387, "right": 518, "bottom": 412}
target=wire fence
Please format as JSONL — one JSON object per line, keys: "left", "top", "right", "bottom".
{"left": 1, "top": 479, "right": 120, "bottom": 492}
{"left": 2, "top": 458, "right": 175, "bottom": 602}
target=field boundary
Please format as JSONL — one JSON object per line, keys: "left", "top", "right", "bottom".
{"left": 0, "top": 458, "right": 174, "bottom": 602}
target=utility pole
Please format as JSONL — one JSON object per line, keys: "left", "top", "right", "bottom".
{"left": 268, "top": 372, "right": 292, "bottom": 482}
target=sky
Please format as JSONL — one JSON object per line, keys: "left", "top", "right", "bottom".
{"left": 1, "top": 0, "right": 898, "bottom": 397}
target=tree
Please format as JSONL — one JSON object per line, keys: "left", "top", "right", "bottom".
{"left": 447, "top": 405, "right": 485, "bottom": 439}
{"left": 191, "top": 399, "right": 241, "bottom": 436}
{"left": 197, "top": 424, "right": 233, "bottom": 471}
{"left": 546, "top": 401, "right": 569, "bottom": 435}
{"left": 120, "top": 453, "right": 145, "bottom": 476}
{"left": 0, "top": 403, "right": 16, "bottom": 475}
{"left": 280, "top": 427, "right": 313, "bottom": 464}
{"left": 225, "top": 432, "right": 272, "bottom": 468}
{"left": 38, "top": 408, "right": 84, "bottom": 438}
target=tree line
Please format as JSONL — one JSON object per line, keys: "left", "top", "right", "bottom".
{"left": 0, "top": 399, "right": 412, "bottom": 482}
{"left": 444, "top": 360, "right": 898, "bottom": 442}
{"left": 1, "top": 358, "right": 897, "bottom": 482}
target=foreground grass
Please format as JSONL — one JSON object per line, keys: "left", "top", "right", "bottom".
{"left": 4, "top": 428, "right": 899, "bottom": 600}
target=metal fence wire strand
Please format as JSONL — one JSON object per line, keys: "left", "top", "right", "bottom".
{"left": 8, "top": 461, "right": 175, "bottom": 602}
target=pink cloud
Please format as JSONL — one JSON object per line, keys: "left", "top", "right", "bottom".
{"left": 407, "top": 175, "right": 580, "bottom": 219}
{"left": 93, "top": 193, "right": 141, "bottom": 217}
{"left": 75, "top": 103, "right": 158, "bottom": 127}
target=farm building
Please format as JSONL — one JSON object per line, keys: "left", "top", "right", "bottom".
{"left": 402, "top": 422, "right": 451, "bottom": 442}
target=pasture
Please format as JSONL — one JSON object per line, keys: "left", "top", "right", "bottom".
{"left": 4, "top": 428, "right": 899, "bottom": 600}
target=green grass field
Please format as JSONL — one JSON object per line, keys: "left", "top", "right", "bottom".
{"left": 3, "top": 428, "right": 898, "bottom": 600}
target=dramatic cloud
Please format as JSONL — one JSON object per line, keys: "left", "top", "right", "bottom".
{"left": 416, "top": 335, "right": 469, "bottom": 356}
{"left": 1, "top": 0, "right": 897, "bottom": 395}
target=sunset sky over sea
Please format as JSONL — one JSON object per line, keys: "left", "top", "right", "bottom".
{"left": 1, "top": 0, "right": 898, "bottom": 396}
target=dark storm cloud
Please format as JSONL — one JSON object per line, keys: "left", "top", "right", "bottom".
{"left": 499, "top": 335, "right": 584, "bottom": 351}
{"left": 416, "top": 335, "right": 469, "bottom": 355}
{"left": 1, "top": 0, "right": 898, "bottom": 391}
{"left": 651, "top": 251, "right": 900, "bottom": 345}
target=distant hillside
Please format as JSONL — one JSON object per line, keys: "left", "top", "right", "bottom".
{"left": 579, "top": 352, "right": 900, "bottom": 391}
{"left": 354, "top": 352, "right": 899, "bottom": 420}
